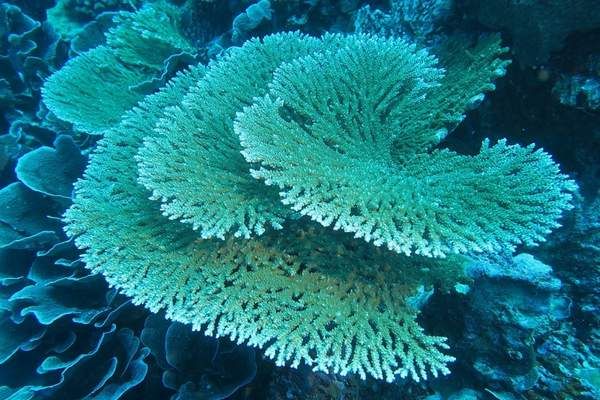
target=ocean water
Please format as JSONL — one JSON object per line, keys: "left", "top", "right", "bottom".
{"left": 0, "top": 1, "right": 598, "bottom": 399}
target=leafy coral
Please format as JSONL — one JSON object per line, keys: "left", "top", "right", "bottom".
{"left": 0, "top": 2, "right": 69, "bottom": 134}
{"left": 141, "top": 313, "right": 257, "bottom": 399}
{"left": 15, "top": 135, "right": 86, "bottom": 199}
{"left": 0, "top": 140, "right": 149, "bottom": 399}
{"left": 0, "top": 102, "right": 255, "bottom": 399}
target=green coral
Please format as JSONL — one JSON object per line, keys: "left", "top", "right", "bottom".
{"left": 63, "top": 58, "right": 463, "bottom": 382}
{"left": 42, "top": 1, "right": 194, "bottom": 134}
{"left": 236, "top": 35, "right": 576, "bottom": 257}
{"left": 136, "top": 33, "right": 322, "bottom": 238}
{"left": 391, "top": 36, "right": 515, "bottom": 157}
{"left": 47, "top": 0, "right": 141, "bottom": 40}
{"left": 42, "top": 46, "right": 148, "bottom": 133}
{"left": 43, "top": 6, "right": 576, "bottom": 383}
{"left": 107, "top": 2, "right": 194, "bottom": 70}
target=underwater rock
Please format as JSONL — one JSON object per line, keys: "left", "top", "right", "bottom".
{"left": 535, "top": 192, "right": 600, "bottom": 367}
{"left": 547, "top": 33, "right": 600, "bottom": 113}
{"left": 553, "top": 74, "right": 600, "bottom": 111}
{"left": 468, "top": 0, "right": 600, "bottom": 66}
{"left": 462, "top": 255, "right": 571, "bottom": 392}
{"left": 424, "top": 388, "right": 483, "bottom": 400}
{"left": 466, "top": 253, "right": 562, "bottom": 291}
{"left": 534, "top": 324, "right": 600, "bottom": 399}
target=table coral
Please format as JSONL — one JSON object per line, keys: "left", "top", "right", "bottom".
{"left": 42, "top": 5, "right": 577, "bottom": 384}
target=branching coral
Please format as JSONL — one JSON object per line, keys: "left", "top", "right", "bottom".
{"left": 236, "top": 35, "right": 576, "bottom": 257}
{"left": 42, "top": 1, "right": 196, "bottom": 134}
{"left": 0, "top": 115, "right": 258, "bottom": 398}
{"left": 43, "top": 5, "right": 576, "bottom": 383}
{"left": 136, "top": 33, "right": 322, "bottom": 239}
{"left": 355, "top": 0, "right": 454, "bottom": 42}
{"left": 60, "top": 57, "right": 464, "bottom": 381}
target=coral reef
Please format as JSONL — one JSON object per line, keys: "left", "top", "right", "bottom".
{"left": 47, "top": 0, "right": 141, "bottom": 40}
{"left": 43, "top": 1, "right": 197, "bottom": 134}
{"left": 1, "top": 1, "right": 598, "bottom": 399}
{"left": 0, "top": 73, "right": 257, "bottom": 400}
{"left": 235, "top": 36, "right": 574, "bottom": 256}
{"left": 53, "top": 53, "right": 464, "bottom": 381}
{"left": 0, "top": 133, "right": 151, "bottom": 399}
{"left": 0, "top": 5, "right": 264, "bottom": 399}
